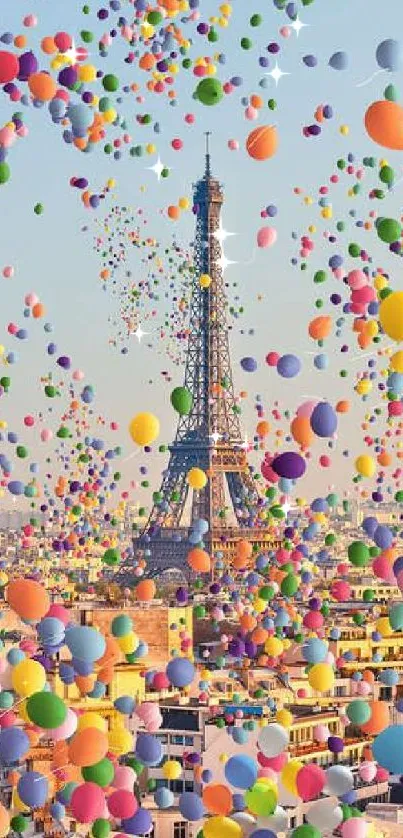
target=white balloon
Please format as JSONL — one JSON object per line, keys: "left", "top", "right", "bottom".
{"left": 307, "top": 798, "right": 343, "bottom": 831}
{"left": 257, "top": 805, "right": 288, "bottom": 833}
{"left": 325, "top": 765, "right": 354, "bottom": 796}
{"left": 231, "top": 812, "right": 256, "bottom": 837}
{"left": 257, "top": 723, "right": 289, "bottom": 757}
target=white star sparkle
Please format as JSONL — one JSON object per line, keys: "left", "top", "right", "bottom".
{"left": 282, "top": 500, "right": 292, "bottom": 516}
{"left": 214, "top": 219, "right": 236, "bottom": 245}
{"left": 210, "top": 431, "right": 221, "bottom": 445}
{"left": 290, "top": 17, "right": 308, "bottom": 37}
{"left": 266, "top": 61, "right": 290, "bottom": 86}
{"left": 134, "top": 324, "right": 149, "bottom": 343}
{"left": 147, "top": 156, "right": 165, "bottom": 182}
{"left": 218, "top": 250, "right": 237, "bottom": 273}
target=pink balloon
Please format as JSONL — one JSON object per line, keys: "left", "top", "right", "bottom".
{"left": 50, "top": 708, "right": 78, "bottom": 742}
{"left": 297, "top": 400, "right": 318, "bottom": 418}
{"left": 71, "top": 783, "right": 105, "bottom": 824}
{"left": 359, "top": 761, "right": 377, "bottom": 783}
{"left": 108, "top": 789, "right": 138, "bottom": 819}
{"left": 313, "top": 724, "right": 330, "bottom": 743}
{"left": 257, "top": 226, "right": 277, "bottom": 249}
{"left": 73, "top": 369, "right": 84, "bottom": 381}
{"left": 341, "top": 818, "right": 368, "bottom": 838}
{"left": 46, "top": 603, "right": 70, "bottom": 625}
{"left": 348, "top": 269, "right": 367, "bottom": 290}
{"left": 40, "top": 429, "right": 53, "bottom": 442}
{"left": 228, "top": 139, "right": 239, "bottom": 151}
{"left": 2, "top": 266, "right": 14, "bottom": 279}
{"left": 112, "top": 765, "right": 137, "bottom": 790}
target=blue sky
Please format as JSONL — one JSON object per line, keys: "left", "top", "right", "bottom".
{"left": 1, "top": 0, "right": 403, "bottom": 509}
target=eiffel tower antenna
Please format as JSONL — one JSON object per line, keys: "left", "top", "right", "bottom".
{"left": 204, "top": 131, "right": 211, "bottom": 177}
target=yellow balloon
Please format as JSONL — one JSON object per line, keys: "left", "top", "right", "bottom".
{"left": 77, "top": 712, "right": 107, "bottom": 733}
{"left": 355, "top": 454, "right": 376, "bottom": 478}
{"left": 200, "top": 273, "right": 212, "bottom": 288}
{"left": 264, "top": 636, "right": 284, "bottom": 657}
{"left": 308, "top": 662, "right": 335, "bottom": 693}
{"left": 78, "top": 64, "right": 97, "bottom": 83}
{"left": 380, "top": 291, "right": 403, "bottom": 342}
{"left": 281, "top": 760, "right": 303, "bottom": 796}
{"left": 163, "top": 760, "right": 182, "bottom": 780}
{"left": 204, "top": 818, "right": 241, "bottom": 838}
{"left": 376, "top": 617, "right": 392, "bottom": 637}
{"left": 187, "top": 467, "right": 207, "bottom": 490}
{"left": 129, "top": 412, "right": 160, "bottom": 446}
{"left": 117, "top": 632, "right": 139, "bottom": 654}
{"left": 108, "top": 727, "right": 133, "bottom": 756}
{"left": 276, "top": 708, "right": 293, "bottom": 728}
{"left": 0, "top": 572, "right": 8, "bottom": 587}
{"left": 391, "top": 350, "right": 403, "bottom": 372}
{"left": 12, "top": 659, "right": 46, "bottom": 697}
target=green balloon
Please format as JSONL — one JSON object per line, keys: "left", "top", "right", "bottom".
{"left": 346, "top": 699, "right": 371, "bottom": 725}
{"left": 82, "top": 758, "right": 114, "bottom": 788}
{"left": 384, "top": 83, "right": 399, "bottom": 101}
{"left": 379, "top": 165, "right": 394, "bottom": 185}
{"left": 250, "top": 13, "right": 262, "bottom": 25}
{"left": 281, "top": 573, "right": 299, "bottom": 597}
{"left": 348, "top": 540, "right": 370, "bottom": 567}
{"left": 291, "top": 827, "right": 321, "bottom": 838}
{"left": 195, "top": 77, "right": 223, "bottom": 106}
{"left": 92, "top": 819, "right": 111, "bottom": 838}
{"left": 377, "top": 217, "right": 402, "bottom": 243}
{"left": 103, "top": 548, "right": 120, "bottom": 566}
{"left": 34, "top": 203, "right": 44, "bottom": 215}
{"left": 26, "top": 691, "right": 67, "bottom": 729}
{"left": 0, "top": 162, "right": 10, "bottom": 185}
{"left": 102, "top": 74, "right": 119, "bottom": 92}
{"left": 170, "top": 386, "right": 193, "bottom": 416}
{"left": 11, "top": 815, "right": 29, "bottom": 833}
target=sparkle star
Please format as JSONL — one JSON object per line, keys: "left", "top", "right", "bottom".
{"left": 266, "top": 61, "right": 290, "bottom": 86}
{"left": 282, "top": 500, "right": 292, "bottom": 516}
{"left": 210, "top": 431, "right": 221, "bottom": 445}
{"left": 147, "top": 156, "right": 165, "bottom": 181}
{"left": 134, "top": 324, "right": 149, "bottom": 343}
{"left": 218, "top": 250, "right": 237, "bottom": 274}
{"left": 214, "top": 219, "right": 236, "bottom": 245}
{"left": 290, "top": 17, "right": 308, "bottom": 37}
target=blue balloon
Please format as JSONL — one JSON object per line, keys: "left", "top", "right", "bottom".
{"left": 373, "top": 524, "right": 393, "bottom": 550}
{"left": 379, "top": 669, "right": 399, "bottom": 687}
{"left": 232, "top": 727, "right": 249, "bottom": 745}
{"left": 178, "top": 792, "right": 205, "bottom": 821}
{"left": 65, "top": 625, "right": 106, "bottom": 662}
{"left": 302, "top": 638, "right": 328, "bottom": 664}
{"left": 310, "top": 402, "right": 337, "bottom": 437}
{"left": 50, "top": 802, "right": 65, "bottom": 821}
{"left": 376, "top": 39, "right": 403, "bottom": 71}
{"left": 225, "top": 754, "right": 257, "bottom": 789}
{"left": 166, "top": 657, "right": 195, "bottom": 688}
{"left": 114, "top": 695, "right": 136, "bottom": 715}
{"left": 314, "top": 353, "right": 329, "bottom": 370}
{"left": 8, "top": 481, "right": 25, "bottom": 496}
{"left": 373, "top": 725, "right": 403, "bottom": 773}
{"left": 241, "top": 356, "right": 257, "bottom": 373}
{"left": 122, "top": 807, "right": 153, "bottom": 835}
{"left": 135, "top": 733, "right": 162, "bottom": 767}
{"left": 18, "top": 772, "right": 48, "bottom": 808}
{"left": 154, "top": 787, "right": 174, "bottom": 809}
{"left": 329, "top": 51, "right": 348, "bottom": 70}
{"left": 0, "top": 727, "right": 30, "bottom": 764}
{"left": 37, "top": 617, "right": 65, "bottom": 647}
{"left": 277, "top": 354, "right": 301, "bottom": 379}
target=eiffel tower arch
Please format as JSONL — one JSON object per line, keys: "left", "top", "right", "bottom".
{"left": 121, "top": 138, "right": 277, "bottom": 580}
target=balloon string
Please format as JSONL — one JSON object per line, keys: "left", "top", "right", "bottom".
{"left": 356, "top": 68, "right": 385, "bottom": 88}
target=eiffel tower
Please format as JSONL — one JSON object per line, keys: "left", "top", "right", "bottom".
{"left": 125, "top": 137, "right": 277, "bottom": 578}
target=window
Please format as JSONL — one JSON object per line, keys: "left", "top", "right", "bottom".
{"left": 184, "top": 736, "right": 194, "bottom": 746}
{"left": 171, "top": 735, "right": 184, "bottom": 745}
{"left": 173, "top": 822, "right": 187, "bottom": 838}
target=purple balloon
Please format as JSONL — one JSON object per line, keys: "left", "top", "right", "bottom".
{"left": 277, "top": 354, "right": 301, "bottom": 379}
{"left": 122, "top": 807, "right": 153, "bottom": 835}
{"left": 17, "top": 51, "right": 38, "bottom": 81}
{"left": 328, "top": 736, "right": 344, "bottom": 753}
{"left": 272, "top": 451, "right": 306, "bottom": 480}
{"left": 373, "top": 524, "right": 393, "bottom": 550}
{"left": 310, "top": 402, "right": 337, "bottom": 437}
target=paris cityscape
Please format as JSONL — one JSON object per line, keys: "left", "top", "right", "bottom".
{"left": 2, "top": 1, "right": 403, "bottom": 837}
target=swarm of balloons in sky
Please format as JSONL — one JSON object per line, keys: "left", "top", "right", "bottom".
{"left": 3, "top": 0, "right": 403, "bottom": 836}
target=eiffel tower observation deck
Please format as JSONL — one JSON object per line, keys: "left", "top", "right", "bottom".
{"left": 125, "top": 137, "right": 278, "bottom": 578}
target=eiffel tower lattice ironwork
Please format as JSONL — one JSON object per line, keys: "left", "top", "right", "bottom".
{"left": 125, "top": 138, "right": 276, "bottom": 578}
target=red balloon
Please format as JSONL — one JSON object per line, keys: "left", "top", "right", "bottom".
{"left": 108, "top": 789, "right": 138, "bottom": 819}
{"left": 296, "top": 764, "right": 326, "bottom": 801}
{"left": 0, "top": 51, "right": 19, "bottom": 84}
{"left": 70, "top": 783, "right": 105, "bottom": 823}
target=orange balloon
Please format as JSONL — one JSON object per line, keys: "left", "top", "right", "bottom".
{"left": 252, "top": 627, "right": 268, "bottom": 644}
{"left": 377, "top": 450, "right": 392, "bottom": 467}
{"left": 28, "top": 72, "right": 57, "bottom": 101}
{"left": 135, "top": 579, "right": 156, "bottom": 601}
{"left": 96, "top": 634, "right": 121, "bottom": 668}
{"left": 256, "top": 420, "right": 270, "bottom": 438}
{"left": 365, "top": 100, "right": 403, "bottom": 151}
{"left": 291, "top": 416, "right": 313, "bottom": 448}
{"left": 7, "top": 578, "right": 50, "bottom": 621}
{"left": 75, "top": 674, "right": 96, "bottom": 695}
{"left": 240, "top": 613, "right": 257, "bottom": 632}
{"left": 187, "top": 548, "right": 211, "bottom": 573}
{"left": 233, "top": 539, "right": 252, "bottom": 570}
{"left": 360, "top": 701, "right": 389, "bottom": 736}
{"left": 250, "top": 94, "right": 263, "bottom": 109}
{"left": 41, "top": 36, "right": 57, "bottom": 54}
{"left": 202, "top": 783, "right": 232, "bottom": 816}
{"left": 336, "top": 400, "right": 350, "bottom": 413}
{"left": 68, "top": 727, "right": 108, "bottom": 767}
{"left": 14, "top": 35, "right": 27, "bottom": 49}
{"left": 167, "top": 205, "right": 180, "bottom": 220}
{"left": 32, "top": 302, "right": 45, "bottom": 318}
{"left": 139, "top": 52, "right": 156, "bottom": 70}
{"left": 246, "top": 125, "right": 278, "bottom": 161}
{"left": 97, "top": 665, "right": 114, "bottom": 685}
{"left": 308, "top": 315, "right": 332, "bottom": 341}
